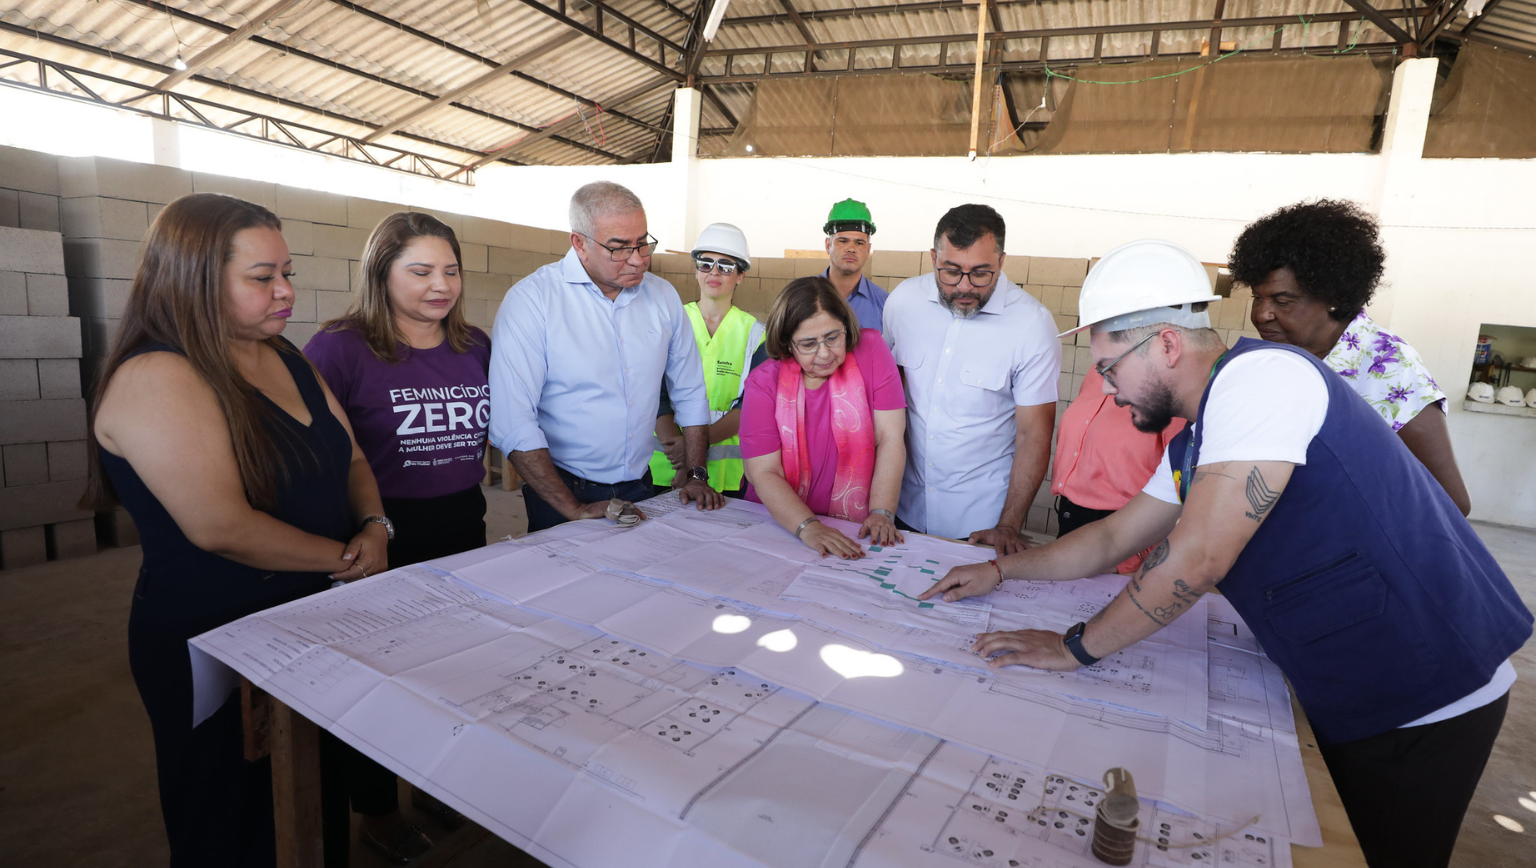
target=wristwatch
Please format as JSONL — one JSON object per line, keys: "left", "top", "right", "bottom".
{"left": 1062, "top": 621, "right": 1101, "bottom": 666}
{"left": 361, "top": 515, "right": 395, "bottom": 540}
{"left": 688, "top": 465, "right": 709, "bottom": 483}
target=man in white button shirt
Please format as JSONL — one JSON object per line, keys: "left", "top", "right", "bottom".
{"left": 490, "top": 181, "right": 724, "bottom": 532}
{"left": 882, "top": 205, "right": 1061, "bottom": 552}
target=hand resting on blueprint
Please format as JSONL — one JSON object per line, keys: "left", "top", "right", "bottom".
{"left": 972, "top": 629, "right": 1080, "bottom": 671}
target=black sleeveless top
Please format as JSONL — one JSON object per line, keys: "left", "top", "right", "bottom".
{"left": 103, "top": 337, "right": 354, "bottom": 629}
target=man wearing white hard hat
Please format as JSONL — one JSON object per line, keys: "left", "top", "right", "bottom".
{"left": 881, "top": 204, "right": 1060, "bottom": 552}
{"left": 921, "top": 239, "right": 1531, "bottom": 868}
{"left": 650, "top": 223, "right": 766, "bottom": 496}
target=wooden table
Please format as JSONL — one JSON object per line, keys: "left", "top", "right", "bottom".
{"left": 246, "top": 681, "right": 1366, "bottom": 868}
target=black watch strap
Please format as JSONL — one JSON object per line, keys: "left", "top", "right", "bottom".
{"left": 1063, "top": 621, "right": 1101, "bottom": 666}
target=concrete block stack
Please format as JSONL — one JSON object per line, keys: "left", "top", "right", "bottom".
{"left": 0, "top": 225, "right": 94, "bottom": 569}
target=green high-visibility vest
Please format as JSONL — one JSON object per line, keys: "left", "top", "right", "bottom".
{"left": 651, "top": 304, "right": 765, "bottom": 491}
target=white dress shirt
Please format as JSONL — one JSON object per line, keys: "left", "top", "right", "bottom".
{"left": 883, "top": 273, "right": 1061, "bottom": 538}
{"left": 489, "top": 249, "right": 709, "bottom": 484}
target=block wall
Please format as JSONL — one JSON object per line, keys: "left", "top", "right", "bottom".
{"left": 0, "top": 224, "right": 94, "bottom": 569}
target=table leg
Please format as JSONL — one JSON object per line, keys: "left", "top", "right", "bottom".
{"left": 270, "top": 697, "right": 325, "bottom": 868}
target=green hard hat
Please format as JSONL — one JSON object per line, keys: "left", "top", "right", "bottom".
{"left": 823, "top": 198, "right": 876, "bottom": 236}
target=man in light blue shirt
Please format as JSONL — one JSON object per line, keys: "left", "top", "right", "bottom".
{"left": 490, "top": 181, "right": 724, "bottom": 532}
{"left": 821, "top": 198, "right": 889, "bottom": 333}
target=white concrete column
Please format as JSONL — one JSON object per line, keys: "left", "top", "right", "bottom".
{"left": 150, "top": 118, "right": 182, "bottom": 168}
{"left": 670, "top": 87, "right": 702, "bottom": 249}
{"left": 1369, "top": 57, "right": 1439, "bottom": 328}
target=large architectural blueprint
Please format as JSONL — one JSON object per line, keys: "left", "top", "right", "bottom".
{"left": 191, "top": 496, "right": 1318, "bottom": 868}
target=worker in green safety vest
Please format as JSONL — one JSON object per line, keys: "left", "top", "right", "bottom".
{"left": 652, "top": 223, "right": 766, "bottom": 496}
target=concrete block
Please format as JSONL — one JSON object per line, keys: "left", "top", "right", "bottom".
{"left": 82, "top": 318, "right": 121, "bottom": 377}
{"left": 274, "top": 185, "right": 348, "bottom": 226}
{"left": 68, "top": 277, "right": 133, "bottom": 320}
{"left": 1003, "top": 255, "right": 1031, "bottom": 284}
{"left": 347, "top": 197, "right": 400, "bottom": 230}
{"left": 1070, "top": 372, "right": 1084, "bottom": 400}
{"left": 1040, "top": 285, "right": 1064, "bottom": 314}
{"left": 0, "top": 316, "right": 83, "bottom": 359}
{"left": 282, "top": 321, "right": 319, "bottom": 350}
{"left": 59, "top": 196, "right": 150, "bottom": 241}
{"left": 488, "top": 248, "right": 558, "bottom": 275}
{"left": 1057, "top": 371, "right": 1072, "bottom": 399}
{"left": 282, "top": 220, "right": 314, "bottom": 256}
{"left": 19, "top": 192, "right": 60, "bottom": 233}
{"left": 461, "top": 216, "right": 512, "bottom": 248}
{"left": 1028, "top": 256, "right": 1089, "bottom": 287}
{"left": 192, "top": 173, "right": 276, "bottom": 210}
{"left": 46, "top": 440, "right": 88, "bottom": 482}
{"left": 870, "top": 250, "right": 922, "bottom": 278}
{"left": 59, "top": 155, "right": 192, "bottom": 204}
{"left": 1025, "top": 504, "right": 1049, "bottom": 534}
{"left": 291, "top": 255, "right": 351, "bottom": 293}
{"left": 0, "top": 145, "right": 61, "bottom": 196}
{"left": 794, "top": 257, "right": 827, "bottom": 278}
{"left": 37, "top": 359, "right": 80, "bottom": 399}
{"left": 26, "top": 273, "right": 69, "bottom": 316}
{"left": 0, "top": 271, "right": 25, "bottom": 315}
{"left": 312, "top": 223, "right": 369, "bottom": 260}
{"left": 649, "top": 253, "right": 691, "bottom": 273}
{"left": 0, "top": 359, "right": 37, "bottom": 401}
{"left": 98, "top": 506, "right": 139, "bottom": 547}
{"left": 0, "top": 226, "right": 66, "bottom": 274}
{"left": 1052, "top": 313, "right": 1077, "bottom": 335}
{"left": 349, "top": 260, "right": 362, "bottom": 294}
{"left": 1073, "top": 345, "right": 1092, "bottom": 375}
{"left": 756, "top": 258, "right": 794, "bottom": 279}
{"left": 459, "top": 242, "right": 488, "bottom": 273}
{"left": 0, "top": 189, "right": 17, "bottom": 228}
{"left": 462, "top": 272, "right": 515, "bottom": 301}
{"left": 63, "top": 237, "right": 141, "bottom": 280}
{"left": 1060, "top": 286, "right": 1081, "bottom": 316}
{"left": 508, "top": 224, "right": 550, "bottom": 253}
{"left": 290, "top": 289, "right": 317, "bottom": 323}
{"left": 461, "top": 298, "right": 490, "bottom": 331}
{"left": 1, "top": 525, "right": 47, "bottom": 569}
{"left": 3, "top": 443, "right": 48, "bottom": 486}
{"left": 0, "top": 398, "right": 87, "bottom": 445}
{"left": 47, "top": 517, "right": 97, "bottom": 559}
{"left": 315, "top": 290, "right": 353, "bottom": 322}
{"left": 548, "top": 229, "right": 572, "bottom": 254}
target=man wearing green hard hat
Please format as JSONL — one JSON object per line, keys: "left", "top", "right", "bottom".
{"left": 822, "top": 198, "right": 890, "bottom": 333}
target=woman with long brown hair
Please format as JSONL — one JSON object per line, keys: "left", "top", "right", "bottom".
{"left": 87, "top": 192, "right": 389, "bottom": 866}
{"left": 303, "top": 211, "right": 489, "bottom": 858}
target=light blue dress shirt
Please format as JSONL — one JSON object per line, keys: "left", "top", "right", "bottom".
{"left": 489, "top": 249, "right": 710, "bottom": 484}
{"left": 820, "top": 267, "right": 889, "bottom": 333}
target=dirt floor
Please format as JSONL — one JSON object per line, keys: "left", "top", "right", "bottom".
{"left": 1, "top": 487, "right": 1531, "bottom": 866}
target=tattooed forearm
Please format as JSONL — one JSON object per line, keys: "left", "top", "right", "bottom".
{"left": 1152, "top": 578, "right": 1206, "bottom": 622}
{"left": 1244, "top": 467, "right": 1279, "bottom": 523}
{"left": 1142, "top": 539, "right": 1170, "bottom": 573}
{"left": 1126, "top": 583, "right": 1168, "bottom": 627}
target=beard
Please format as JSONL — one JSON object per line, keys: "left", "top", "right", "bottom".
{"left": 1116, "top": 377, "right": 1179, "bottom": 433}
{"left": 941, "top": 287, "right": 993, "bottom": 318}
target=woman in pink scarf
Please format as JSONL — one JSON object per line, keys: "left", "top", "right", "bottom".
{"left": 740, "top": 277, "right": 907, "bottom": 558}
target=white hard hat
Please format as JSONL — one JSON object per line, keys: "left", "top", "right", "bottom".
{"left": 1520, "top": 357, "right": 1536, "bottom": 369}
{"left": 1496, "top": 385, "right": 1526, "bottom": 407}
{"left": 1468, "top": 382, "right": 1496, "bottom": 403}
{"left": 1063, "top": 239, "right": 1221, "bottom": 337}
{"left": 1526, "top": 388, "right": 1536, "bottom": 408}
{"left": 691, "top": 222, "right": 751, "bottom": 271}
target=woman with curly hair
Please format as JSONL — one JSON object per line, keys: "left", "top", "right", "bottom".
{"left": 1230, "top": 199, "right": 1470, "bottom": 515}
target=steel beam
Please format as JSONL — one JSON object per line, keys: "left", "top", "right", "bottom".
{"left": 155, "top": 0, "right": 308, "bottom": 90}
{"left": 778, "top": 0, "right": 819, "bottom": 44}
{"left": 1420, "top": 0, "right": 1468, "bottom": 46}
{"left": 1337, "top": 0, "right": 1416, "bottom": 43}
{"left": 505, "top": 0, "right": 687, "bottom": 79}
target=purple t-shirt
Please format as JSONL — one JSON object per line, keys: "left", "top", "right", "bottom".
{"left": 305, "top": 326, "right": 491, "bottom": 500}
{"left": 739, "top": 329, "right": 905, "bottom": 515}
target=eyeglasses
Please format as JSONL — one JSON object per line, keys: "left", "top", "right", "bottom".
{"left": 580, "top": 233, "right": 659, "bottom": 262}
{"left": 934, "top": 266, "right": 997, "bottom": 288}
{"left": 792, "top": 328, "right": 847, "bottom": 355}
{"left": 1094, "top": 332, "right": 1157, "bottom": 389}
{"left": 694, "top": 256, "right": 740, "bottom": 275}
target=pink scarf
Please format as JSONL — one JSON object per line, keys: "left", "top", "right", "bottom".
{"left": 774, "top": 351, "right": 876, "bottom": 522}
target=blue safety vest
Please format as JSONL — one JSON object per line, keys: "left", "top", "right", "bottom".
{"left": 1168, "top": 338, "right": 1531, "bottom": 745}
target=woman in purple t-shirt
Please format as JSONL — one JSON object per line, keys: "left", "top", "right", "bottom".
{"left": 303, "top": 212, "right": 489, "bottom": 857}
{"left": 740, "top": 277, "right": 907, "bottom": 559}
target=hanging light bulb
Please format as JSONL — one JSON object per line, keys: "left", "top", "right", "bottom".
{"left": 172, "top": 54, "right": 188, "bottom": 71}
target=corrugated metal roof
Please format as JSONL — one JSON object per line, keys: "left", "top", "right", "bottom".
{"left": 2, "top": 0, "right": 1516, "bottom": 172}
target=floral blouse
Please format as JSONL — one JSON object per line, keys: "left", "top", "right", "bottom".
{"left": 1323, "top": 311, "right": 1446, "bottom": 431}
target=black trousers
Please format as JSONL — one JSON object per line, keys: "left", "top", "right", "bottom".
{"left": 344, "top": 485, "right": 489, "bottom": 818}
{"left": 523, "top": 468, "right": 652, "bottom": 534}
{"left": 1054, "top": 494, "right": 1115, "bottom": 538}
{"left": 1320, "top": 692, "right": 1509, "bottom": 868}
